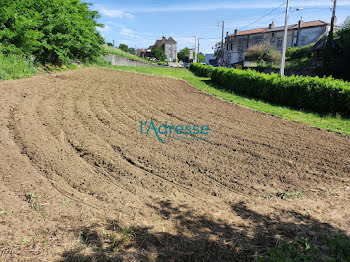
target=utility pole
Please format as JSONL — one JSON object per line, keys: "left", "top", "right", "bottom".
{"left": 331, "top": 0, "right": 337, "bottom": 28}
{"left": 330, "top": 0, "right": 337, "bottom": 47}
{"left": 296, "top": 18, "right": 302, "bottom": 47}
{"left": 221, "top": 21, "right": 225, "bottom": 66}
{"left": 197, "top": 38, "right": 200, "bottom": 63}
{"left": 295, "top": 8, "right": 303, "bottom": 47}
{"left": 194, "top": 36, "right": 198, "bottom": 63}
{"left": 280, "top": 0, "right": 290, "bottom": 77}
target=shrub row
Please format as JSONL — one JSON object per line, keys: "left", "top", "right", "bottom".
{"left": 189, "top": 63, "right": 350, "bottom": 116}
{"left": 189, "top": 63, "right": 214, "bottom": 77}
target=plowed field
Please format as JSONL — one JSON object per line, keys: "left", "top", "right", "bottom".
{"left": 0, "top": 68, "right": 349, "bottom": 261}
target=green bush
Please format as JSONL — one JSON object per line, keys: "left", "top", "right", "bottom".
{"left": 245, "top": 45, "right": 281, "bottom": 64}
{"left": 264, "top": 49, "right": 281, "bottom": 64}
{"left": 151, "top": 46, "right": 167, "bottom": 61}
{"left": 245, "top": 45, "right": 266, "bottom": 62}
{"left": 0, "top": 0, "right": 104, "bottom": 65}
{"left": 189, "top": 63, "right": 213, "bottom": 77}
{"left": 190, "top": 63, "right": 350, "bottom": 116}
{"left": 286, "top": 44, "right": 313, "bottom": 60}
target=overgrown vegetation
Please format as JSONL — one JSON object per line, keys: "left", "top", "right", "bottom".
{"left": 245, "top": 44, "right": 281, "bottom": 64}
{"left": 0, "top": 0, "right": 104, "bottom": 65}
{"left": 0, "top": 53, "right": 38, "bottom": 80}
{"left": 117, "top": 43, "right": 135, "bottom": 55}
{"left": 190, "top": 63, "right": 350, "bottom": 116}
{"left": 151, "top": 46, "right": 167, "bottom": 61}
{"left": 246, "top": 43, "right": 316, "bottom": 70}
{"left": 106, "top": 65, "right": 350, "bottom": 136}
{"left": 259, "top": 235, "right": 350, "bottom": 261}
{"left": 286, "top": 43, "right": 313, "bottom": 60}
{"left": 321, "top": 16, "right": 350, "bottom": 81}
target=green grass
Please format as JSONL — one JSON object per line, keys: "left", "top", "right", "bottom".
{"left": 104, "top": 65, "right": 350, "bottom": 136}
{"left": 103, "top": 46, "right": 151, "bottom": 63}
{"left": 0, "top": 53, "right": 38, "bottom": 80}
{"left": 259, "top": 235, "right": 350, "bottom": 261}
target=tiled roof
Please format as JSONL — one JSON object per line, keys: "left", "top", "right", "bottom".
{"left": 236, "top": 28, "right": 266, "bottom": 35}
{"left": 166, "top": 36, "right": 177, "bottom": 44}
{"left": 228, "top": 20, "right": 329, "bottom": 37}
{"left": 296, "top": 20, "right": 329, "bottom": 29}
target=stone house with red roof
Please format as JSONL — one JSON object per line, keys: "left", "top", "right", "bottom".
{"left": 224, "top": 20, "right": 331, "bottom": 66}
{"left": 153, "top": 36, "right": 177, "bottom": 62}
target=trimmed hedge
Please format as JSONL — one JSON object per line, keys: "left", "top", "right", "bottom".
{"left": 189, "top": 63, "right": 350, "bottom": 116}
{"left": 189, "top": 63, "right": 214, "bottom": 77}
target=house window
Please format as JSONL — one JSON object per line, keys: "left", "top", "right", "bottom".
{"left": 270, "top": 39, "right": 275, "bottom": 45}
{"left": 272, "top": 32, "right": 275, "bottom": 37}
{"left": 277, "top": 38, "right": 282, "bottom": 47}
{"left": 230, "top": 43, "right": 233, "bottom": 50}
{"left": 169, "top": 49, "right": 172, "bottom": 55}
{"left": 227, "top": 44, "right": 229, "bottom": 51}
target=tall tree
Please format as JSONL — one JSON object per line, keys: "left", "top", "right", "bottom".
{"left": 118, "top": 44, "right": 129, "bottom": 52}
{"left": 0, "top": 0, "right": 104, "bottom": 65}
{"left": 322, "top": 17, "right": 350, "bottom": 81}
{"left": 213, "top": 42, "right": 224, "bottom": 62}
{"left": 178, "top": 47, "right": 190, "bottom": 62}
{"left": 150, "top": 46, "right": 166, "bottom": 61}
{"left": 198, "top": 52, "right": 205, "bottom": 63}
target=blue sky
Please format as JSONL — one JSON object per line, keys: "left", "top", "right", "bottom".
{"left": 87, "top": 0, "right": 350, "bottom": 54}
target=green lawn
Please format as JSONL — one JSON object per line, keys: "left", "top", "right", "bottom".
{"left": 103, "top": 46, "right": 151, "bottom": 63}
{"left": 105, "top": 65, "right": 350, "bottom": 136}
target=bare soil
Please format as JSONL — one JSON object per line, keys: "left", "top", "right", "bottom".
{"left": 0, "top": 68, "right": 349, "bottom": 261}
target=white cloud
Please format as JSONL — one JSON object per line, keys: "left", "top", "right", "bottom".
{"left": 98, "top": 7, "right": 134, "bottom": 19}
{"left": 120, "top": 28, "right": 140, "bottom": 38}
{"left": 125, "top": 13, "right": 135, "bottom": 19}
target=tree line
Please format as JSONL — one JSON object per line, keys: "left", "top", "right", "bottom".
{"left": 0, "top": 0, "right": 104, "bottom": 65}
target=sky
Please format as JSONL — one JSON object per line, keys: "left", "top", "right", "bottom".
{"left": 86, "top": 0, "right": 350, "bottom": 54}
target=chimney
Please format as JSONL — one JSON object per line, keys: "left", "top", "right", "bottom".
{"left": 234, "top": 29, "right": 239, "bottom": 36}
{"left": 269, "top": 21, "right": 275, "bottom": 29}
{"left": 226, "top": 32, "right": 229, "bottom": 37}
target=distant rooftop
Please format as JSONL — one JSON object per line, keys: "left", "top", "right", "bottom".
{"left": 154, "top": 36, "right": 177, "bottom": 48}
{"left": 229, "top": 20, "right": 330, "bottom": 37}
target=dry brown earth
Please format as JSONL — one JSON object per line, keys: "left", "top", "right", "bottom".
{"left": 0, "top": 68, "right": 349, "bottom": 261}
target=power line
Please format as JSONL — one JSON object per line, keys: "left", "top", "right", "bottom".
{"left": 239, "top": 1, "right": 286, "bottom": 30}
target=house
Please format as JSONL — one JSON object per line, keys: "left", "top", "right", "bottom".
{"left": 153, "top": 36, "right": 178, "bottom": 61}
{"left": 224, "top": 20, "right": 331, "bottom": 66}
{"left": 136, "top": 48, "right": 152, "bottom": 58}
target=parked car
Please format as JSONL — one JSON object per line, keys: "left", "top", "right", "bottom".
{"left": 183, "top": 62, "right": 190, "bottom": 68}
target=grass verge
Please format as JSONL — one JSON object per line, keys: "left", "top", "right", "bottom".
{"left": 105, "top": 65, "right": 350, "bottom": 136}
{"left": 103, "top": 46, "right": 151, "bottom": 63}
{"left": 0, "top": 53, "right": 38, "bottom": 80}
